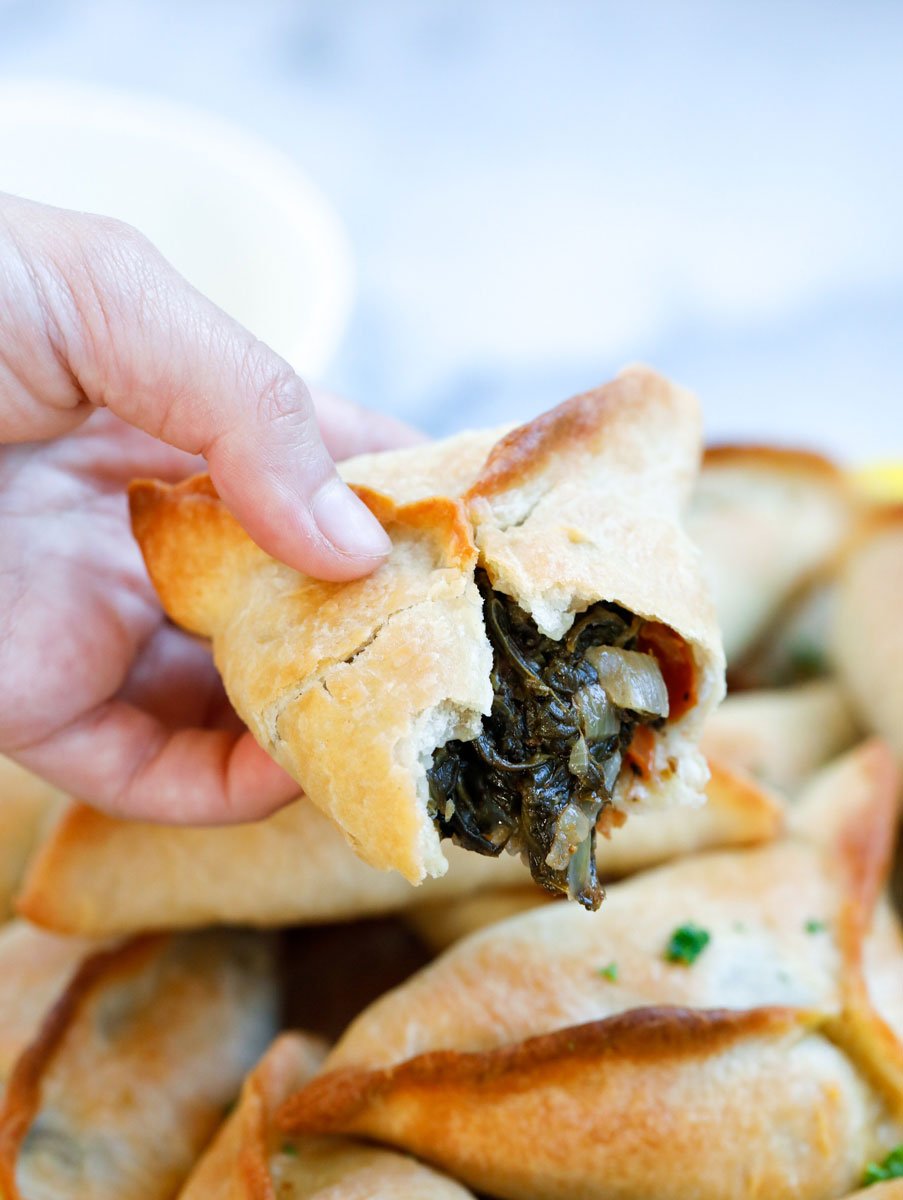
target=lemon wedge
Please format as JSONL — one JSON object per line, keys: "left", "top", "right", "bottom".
{"left": 852, "top": 461, "right": 903, "bottom": 503}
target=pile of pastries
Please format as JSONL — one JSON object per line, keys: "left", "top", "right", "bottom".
{"left": 2, "top": 368, "right": 903, "bottom": 1199}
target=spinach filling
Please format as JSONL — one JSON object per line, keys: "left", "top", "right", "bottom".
{"left": 427, "top": 571, "right": 669, "bottom": 911}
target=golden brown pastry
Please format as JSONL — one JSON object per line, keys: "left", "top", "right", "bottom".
{"left": 279, "top": 739, "right": 903, "bottom": 1200}
{"left": 409, "top": 732, "right": 896, "bottom": 952}
{"left": 700, "top": 678, "right": 860, "bottom": 796}
{"left": 728, "top": 571, "right": 838, "bottom": 689}
{"left": 844, "top": 1185, "right": 903, "bottom": 1199}
{"left": 16, "top": 796, "right": 523, "bottom": 935}
{"left": 687, "top": 445, "right": 852, "bottom": 667}
{"left": 179, "top": 1032, "right": 474, "bottom": 1199}
{"left": 16, "top": 760, "right": 778, "bottom": 937}
{"left": 405, "top": 886, "right": 548, "bottom": 954}
{"left": 832, "top": 507, "right": 903, "bottom": 762}
{"left": 410, "top": 731, "right": 883, "bottom": 954}
{"left": 130, "top": 367, "right": 724, "bottom": 908}
{"left": 590, "top": 757, "right": 781, "bottom": 875}
{"left": 0, "top": 759, "right": 64, "bottom": 921}
{"left": 408, "top": 759, "right": 782, "bottom": 953}
{"left": 0, "top": 926, "right": 277, "bottom": 1200}
{"left": 0, "top": 921, "right": 103, "bottom": 1080}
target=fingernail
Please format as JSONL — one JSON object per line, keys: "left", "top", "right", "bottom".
{"left": 312, "top": 478, "right": 392, "bottom": 560}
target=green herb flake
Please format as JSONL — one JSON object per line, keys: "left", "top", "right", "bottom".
{"left": 597, "top": 962, "right": 618, "bottom": 981}
{"left": 788, "top": 641, "right": 827, "bottom": 679}
{"left": 804, "top": 919, "right": 827, "bottom": 934}
{"left": 665, "top": 923, "right": 710, "bottom": 965}
{"left": 862, "top": 1144, "right": 903, "bottom": 1185}
{"left": 280, "top": 1142, "right": 300, "bottom": 1158}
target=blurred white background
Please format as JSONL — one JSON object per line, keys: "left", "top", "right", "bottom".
{"left": 0, "top": 0, "right": 899, "bottom": 458}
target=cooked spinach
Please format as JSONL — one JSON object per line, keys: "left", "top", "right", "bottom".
{"left": 427, "top": 570, "right": 664, "bottom": 910}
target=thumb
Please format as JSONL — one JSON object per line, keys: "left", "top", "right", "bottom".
{"left": 1, "top": 195, "right": 391, "bottom": 581}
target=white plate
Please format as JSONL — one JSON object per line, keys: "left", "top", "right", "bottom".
{"left": 0, "top": 80, "right": 354, "bottom": 379}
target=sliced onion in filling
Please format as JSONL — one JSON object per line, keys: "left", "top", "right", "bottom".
{"left": 427, "top": 572, "right": 688, "bottom": 911}
{"left": 586, "top": 647, "right": 670, "bottom": 718}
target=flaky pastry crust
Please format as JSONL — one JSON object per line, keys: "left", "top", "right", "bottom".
{"left": 0, "top": 928, "right": 277, "bottom": 1200}
{"left": 16, "top": 760, "right": 779, "bottom": 936}
{"left": 688, "top": 443, "right": 853, "bottom": 665}
{"left": 832, "top": 506, "right": 903, "bottom": 763}
{"left": 178, "top": 1032, "right": 474, "bottom": 1199}
{"left": 0, "top": 759, "right": 64, "bottom": 921}
{"left": 131, "top": 367, "right": 724, "bottom": 883}
{"left": 277, "top": 740, "right": 903, "bottom": 1200}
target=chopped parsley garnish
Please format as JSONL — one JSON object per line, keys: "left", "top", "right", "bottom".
{"left": 862, "top": 1145, "right": 903, "bottom": 1184}
{"left": 280, "top": 1142, "right": 299, "bottom": 1157}
{"left": 804, "top": 918, "right": 827, "bottom": 934}
{"left": 665, "top": 923, "right": 710, "bottom": 965}
{"left": 597, "top": 962, "right": 618, "bottom": 981}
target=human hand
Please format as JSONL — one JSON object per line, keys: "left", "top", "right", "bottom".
{"left": 0, "top": 193, "right": 420, "bottom": 824}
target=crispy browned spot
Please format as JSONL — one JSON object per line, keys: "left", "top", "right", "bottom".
{"left": 702, "top": 444, "right": 845, "bottom": 481}
{"left": 130, "top": 474, "right": 477, "bottom": 579}
{"left": 277, "top": 1005, "right": 813, "bottom": 1135}
{"left": 465, "top": 376, "right": 637, "bottom": 502}
{"left": 235, "top": 1066, "right": 275, "bottom": 1200}
{"left": 827, "top": 741, "right": 903, "bottom": 1118}
{"left": 352, "top": 487, "right": 477, "bottom": 572}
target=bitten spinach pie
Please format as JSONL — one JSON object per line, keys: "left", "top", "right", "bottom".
{"left": 130, "top": 366, "right": 724, "bottom": 906}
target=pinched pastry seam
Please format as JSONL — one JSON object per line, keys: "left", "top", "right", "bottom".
{"left": 277, "top": 740, "right": 903, "bottom": 1145}
{"left": 241, "top": 487, "right": 482, "bottom": 755}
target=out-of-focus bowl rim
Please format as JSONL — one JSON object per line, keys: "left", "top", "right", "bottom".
{"left": 0, "top": 78, "right": 355, "bottom": 377}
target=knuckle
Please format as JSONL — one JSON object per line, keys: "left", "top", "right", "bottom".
{"left": 78, "top": 212, "right": 155, "bottom": 266}
{"left": 244, "top": 349, "right": 317, "bottom": 443}
{"left": 75, "top": 216, "right": 165, "bottom": 319}
{"left": 50, "top": 214, "right": 176, "bottom": 397}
